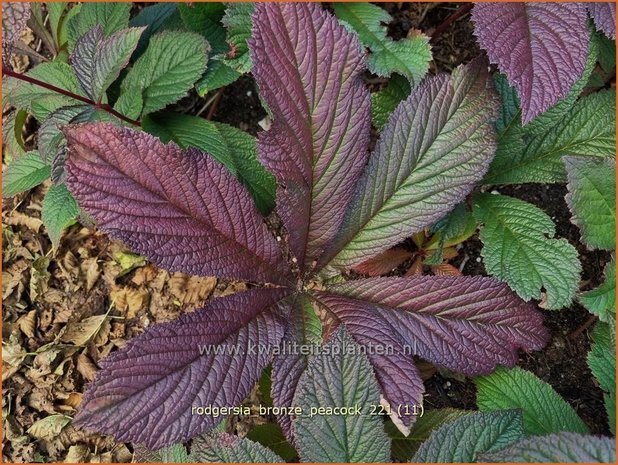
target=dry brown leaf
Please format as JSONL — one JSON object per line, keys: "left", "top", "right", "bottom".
{"left": 131, "top": 264, "right": 157, "bottom": 285}
{"left": 17, "top": 310, "right": 36, "bottom": 338}
{"left": 65, "top": 444, "right": 89, "bottom": 463}
{"left": 60, "top": 315, "right": 109, "bottom": 346}
{"left": 27, "top": 414, "right": 71, "bottom": 440}
{"left": 62, "top": 392, "right": 83, "bottom": 410}
{"left": 404, "top": 256, "right": 424, "bottom": 277}
{"left": 81, "top": 257, "right": 100, "bottom": 292}
{"left": 5, "top": 211, "right": 43, "bottom": 232}
{"left": 29, "top": 256, "right": 50, "bottom": 301}
{"left": 110, "top": 286, "right": 149, "bottom": 318}
{"left": 76, "top": 353, "right": 98, "bottom": 382}
{"left": 352, "top": 248, "right": 413, "bottom": 276}
{"left": 432, "top": 263, "right": 462, "bottom": 276}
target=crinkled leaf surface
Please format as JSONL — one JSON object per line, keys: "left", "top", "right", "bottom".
{"left": 143, "top": 112, "right": 275, "bottom": 215}
{"left": 588, "top": 2, "right": 616, "bottom": 39}
{"left": 588, "top": 322, "right": 616, "bottom": 435}
{"left": 580, "top": 256, "right": 616, "bottom": 323}
{"left": 63, "top": 123, "right": 291, "bottom": 285}
{"left": 333, "top": 2, "right": 431, "bottom": 85}
{"left": 67, "top": 2, "right": 131, "bottom": 52}
{"left": 412, "top": 410, "right": 524, "bottom": 462}
{"left": 245, "top": 424, "right": 298, "bottom": 462}
{"left": 128, "top": 3, "right": 177, "bottom": 58}
{"left": 38, "top": 105, "right": 90, "bottom": 163}
{"left": 485, "top": 88, "right": 616, "bottom": 185}
{"left": 221, "top": 2, "right": 254, "bottom": 74}
{"left": 116, "top": 31, "right": 208, "bottom": 118}
{"left": 41, "top": 184, "right": 79, "bottom": 247}
{"left": 564, "top": 156, "right": 616, "bottom": 251}
{"left": 178, "top": 2, "right": 227, "bottom": 54}
{"left": 314, "top": 276, "right": 547, "bottom": 427}
{"left": 473, "top": 193, "right": 581, "bottom": 309}
{"left": 323, "top": 58, "right": 499, "bottom": 270}
{"left": 2, "top": 151, "right": 50, "bottom": 198}
{"left": 74, "top": 288, "right": 290, "bottom": 449}
{"left": 471, "top": 2, "right": 589, "bottom": 123}
{"left": 293, "top": 328, "right": 391, "bottom": 462}
{"left": 479, "top": 432, "right": 616, "bottom": 463}
{"left": 192, "top": 432, "right": 284, "bottom": 463}
{"left": 271, "top": 295, "right": 321, "bottom": 440}
{"left": 134, "top": 443, "right": 190, "bottom": 463}
{"left": 250, "top": 2, "right": 371, "bottom": 274}
{"left": 353, "top": 248, "right": 413, "bottom": 277}
{"left": 71, "top": 26, "right": 144, "bottom": 101}
{"left": 2, "top": 2, "right": 31, "bottom": 66}
{"left": 476, "top": 366, "right": 589, "bottom": 435}
{"left": 371, "top": 73, "right": 411, "bottom": 131}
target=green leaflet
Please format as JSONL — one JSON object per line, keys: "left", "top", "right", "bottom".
{"left": 588, "top": 322, "right": 617, "bottom": 435}
{"left": 475, "top": 366, "right": 589, "bottom": 435}
{"left": 485, "top": 89, "right": 616, "bottom": 184}
{"left": 2, "top": 151, "right": 50, "bottom": 198}
{"left": 221, "top": 2, "right": 254, "bottom": 74}
{"left": 41, "top": 184, "right": 80, "bottom": 247}
{"left": 66, "top": 2, "right": 131, "bottom": 52}
{"left": 386, "top": 408, "right": 470, "bottom": 461}
{"left": 245, "top": 424, "right": 297, "bottom": 462}
{"left": 116, "top": 31, "right": 208, "bottom": 118}
{"left": 195, "top": 60, "right": 241, "bottom": 96}
{"left": 412, "top": 410, "right": 524, "bottom": 462}
{"left": 479, "top": 432, "right": 616, "bottom": 463}
{"left": 333, "top": 2, "right": 431, "bottom": 86}
{"left": 564, "top": 156, "right": 616, "bottom": 251}
{"left": 142, "top": 113, "right": 275, "bottom": 215}
{"left": 1, "top": 110, "right": 27, "bottom": 164}
{"left": 128, "top": 3, "right": 178, "bottom": 58}
{"left": 371, "top": 73, "right": 411, "bottom": 131}
{"left": 46, "top": 2, "right": 67, "bottom": 47}
{"left": 192, "top": 433, "right": 284, "bottom": 463}
{"left": 178, "top": 2, "right": 227, "bottom": 54}
{"left": 473, "top": 193, "right": 581, "bottom": 310}
{"left": 425, "top": 203, "right": 476, "bottom": 265}
{"left": 4, "top": 61, "right": 84, "bottom": 121}
{"left": 293, "top": 328, "right": 390, "bottom": 462}
{"left": 580, "top": 256, "right": 616, "bottom": 324}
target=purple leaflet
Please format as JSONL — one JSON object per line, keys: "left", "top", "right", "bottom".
{"left": 63, "top": 123, "right": 292, "bottom": 285}
{"left": 250, "top": 2, "right": 371, "bottom": 275}
{"left": 2, "top": 2, "right": 31, "bottom": 67}
{"left": 314, "top": 276, "right": 548, "bottom": 426}
{"left": 587, "top": 2, "right": 616, "bottom": 39}
{"left": 74, "top": 288, "right": 291, "bottom": 449}
{"left": 471, "top": 2, "right": 589, "bottom": 123}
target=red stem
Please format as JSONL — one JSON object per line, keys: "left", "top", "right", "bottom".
{"left": 431, "top": 3, "right": 473, "bottom": 42}
{"left": 2, "top": 67, "right": 141, "bottom": 127}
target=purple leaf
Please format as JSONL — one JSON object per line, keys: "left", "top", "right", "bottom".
{"left": 322, "top": 58, "right": 499, "bottom": 270}
{"left": 74, "top": 288, "right": 291, "bottom": 449}
{"left": 471, "top": 2, "right": 589, "bottom": 123}
{"left": 314, "top": 276, "right": 548, "bottom": 426}
{"left": 2, "top": 2, "right": 31, "bottom": 67}
{"left": 588, "top": 2, "right": 616, "bottom": 39}
{"left": 250, "top": 3, "right": 371, "bottom": 275}
{"left": 63, "top": 123, "right": 292, "bottom": 285}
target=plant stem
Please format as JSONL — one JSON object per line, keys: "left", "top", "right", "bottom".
{"left": 2, "top": 67, "right": 141, "bottom": 126}
{"left": 431, "top": 3, "right": 473, "bottom": 42}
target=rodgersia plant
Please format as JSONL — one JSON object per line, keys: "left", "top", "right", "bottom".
{"left": 55, "top": 3, "right": 549, "bottom": 453}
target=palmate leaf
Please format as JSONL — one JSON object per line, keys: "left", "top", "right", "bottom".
{"left": 293, "top": 328, "right": 391, "bottom": 462}
{"left": 2, "top": 2, "right": 31, "bottom": 66}
{"left": 250, "top": 2, "right": 371, "bottom": 275}
{"left": 315, "top": 276, "right": 547, "bottom": 427}
{"left": 475, "top": 366, "right": 589, "bottom": 436}
{"left": 71, "top": 26, "right": 144, "bottom": 102}
{"left": 192, "top": 432, "right": 284, "bottom": 463}
{"left": 473, "top": 193, "right": 581, "bottom": 310}
{"left": 479, "top": 432, "right": 616, "bottom": 463}
{"left": 333, "top": 2, "right": 431, "bottom": 85}
{"left": 412, "top": 410, "right": 524, "bottom": 462}
{"left": 63, "top": 123, "right": 291, "bottom": 285}
{"left": 323, "top": 58, "right": 499, "bottom": 271}
{"left": 588, "top": 2, "right": 616, "bottom": 40}
{"left": 74, "top": 288, "right": 290, "bottom": 449}
{"left": 471, "top": 2, "right": 589, "bottom": 123}
{"left": 564, "top": 156, "right": 616, "bottom": 251}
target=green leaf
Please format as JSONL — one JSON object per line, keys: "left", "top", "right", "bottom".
{"left": 246, "top": 424, "right": 297, "bottom": 462}
{"left": 117, "top": 31, "right": 208, "bottom": 117}
{"left": 412, "top": 410, "right": 524, "bottom": 462}
{"left": 580, "top": 256, "right": 616, "bottom": 323}
{"left": 333, "top": 2, "right": 431, "bottom": 85}
{"left": 220, "top": 2, "right": 254, "bottom": 74}
{"left": 425, "top": 203, "right": 476, "bottom": 264}
{"left": 293, "top": 328, "right": 390, "bottom": 462}
{"left": 195, "top": 60, "right": 241, "bottom": 96}
{"left": 41, "top": 184, "right": 79, "bottom": 247}
{"left": 67, "top": 2, "right": 131, "bottom": 52}
{"left": 473, "top": 193, "right": 581, "bottom": 310}
{"left": 129, "top": 3, "right": 177, "bottom": 58}
{"left": 178, "top": 2, "right": 227, "bottom": 54}
{"left": 2, "top": 151, "right": 50, "bottom": 198}
{"left": 564, "top": 156, "right": 616, "bottom": 250}
{"left": 134, "top": 443, "right": 191, "bottom": 463}
{"left": 46, "top": 2, "right": 67, "bottom": 47}
{"left": 479, "top": 432, "right": 616, "bottom": 463}
{"left": 588, "top": 322, "right": 616, "bottom": 435}
{"left": 371, "top": 73, "right": 411, "bottom": 130}
{"left": 143, "top": 113, "right": 276, "bottom": 214}
{"left": 475, "top": 366, "right": 589, "bottom": 435}
{"left": 386, "top": 408, "right": 470, "bottom": 461}
{"left": 191, "top": 433, "right": 284, "bottom": 463}
{"left": 1, "top": 110, "right": 27, "bottom": 164}
{"left": 485, "top": 89, "right": 616, "bottom": 184}
{"left": 4, "top": 61, "right": 83, "bottom": 121}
